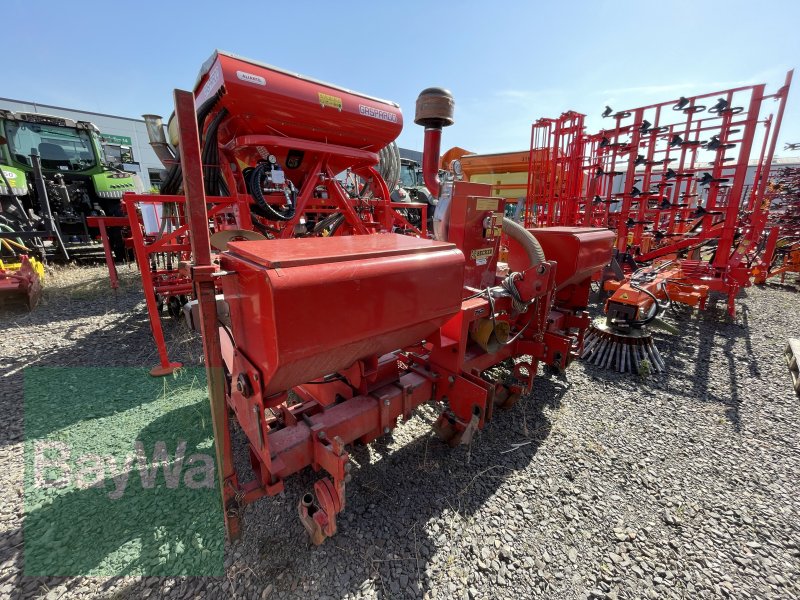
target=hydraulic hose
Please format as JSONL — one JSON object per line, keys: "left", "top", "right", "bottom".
{"left": 201, "top": 108, "right": 229, "bottom": 196}
{"left": 247, "top": 163, "right": 296, "bottom": 221}
{"left": 160, "top": 92, "right": 222, "bottom": 195}
{"left": 629, "top": 281, "right": 662, "bottom": 325}
{"left": 0, "top": 222, "right": 25, "bottom": 249}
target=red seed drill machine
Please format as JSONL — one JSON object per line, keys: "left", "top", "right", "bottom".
{"left": 112, "top": 52, "right": 430, "bottom": 374}
{"left": 167, "top": 54, "right": 614, "bottom": 543}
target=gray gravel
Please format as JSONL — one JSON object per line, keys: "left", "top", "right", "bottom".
{"left": 1, "top": 264, "right": 799, "bottom": 599}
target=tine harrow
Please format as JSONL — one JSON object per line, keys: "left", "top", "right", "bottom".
{"left": 582, "top": 323, "right": 665, "bottom": 374}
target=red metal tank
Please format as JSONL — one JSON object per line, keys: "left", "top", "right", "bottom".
{"left": 220, "top": 234, "right": 464, "bottom": 395}
{"left": 527, "top": 227, "right": 615, "bottom": 290}
{"left": 506, "top": 227, "right": 615, "bottom": 308}
{"left": 195, "top": 51, "right": 403, "bottom": 152}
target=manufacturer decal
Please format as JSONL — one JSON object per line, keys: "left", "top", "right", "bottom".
{"left": 359, "top": 104, "right": 398, "bottom": 123}
{"left": 236, "top": 70, "right": 266, "bottom": 86}
{"left": 470, "top": 247, "right": 494, "bottom": 261}
{"left": 2, "top": 170, "right": 17, "bottom": 179}
{"left": 318, "top": 92, "right": 343, "bottom": 111}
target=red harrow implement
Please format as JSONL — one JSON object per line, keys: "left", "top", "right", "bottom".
{"left": 589, "top": 72, "right": 793, "bottom": 313}
{"left": 0, "top": 254, "right": 44, "bottom": 310}
{"left": 753, "top": 166, "right": 800, "bottom": 285}
{"left": 523, "top": 73, "right": 794, "bottom": 374}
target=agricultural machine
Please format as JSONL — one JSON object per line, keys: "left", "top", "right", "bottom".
{"left": 524, "top": 73, "right": 794, "bottom": 373}
{"left": 391, "top": 157, "right": 435, "bottom": 230}
{"left": 111, "top": 51, "right": 435, "bottom": 373}
{"left": 753, "top": 166, "right": 800, "bottom": 285}
{"left": 154, "top": 48, "right": 615, "bottom": 542}
{"left": 0, "top": 254, "right": 44, "bottom": 309}
{"left": 0, "top": 110, "right": 137, "bottom": 263}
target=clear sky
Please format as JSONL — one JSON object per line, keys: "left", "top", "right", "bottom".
{"left": 5, "top": 0, "right": 799, "bottom": 158}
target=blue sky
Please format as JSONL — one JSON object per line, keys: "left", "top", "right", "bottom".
{"left": 5, "top": 0, "right": 799, "bottom": 157}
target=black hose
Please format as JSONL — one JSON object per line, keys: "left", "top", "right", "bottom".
{"left": 202, "top": 108, "right": 228, "bottom": 196}
{"left": 160, "top": 92, "right": 222, "bottom": 195}
{"left": 247, "top": 163, "right": 296, "bottom": 221}
{"left": 629, "top": 281, "right": 662, "bottom": 325}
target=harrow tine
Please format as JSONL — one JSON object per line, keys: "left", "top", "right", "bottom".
{"left": 593, "top": 339, "right": 608, "bottom": 365}
{"left": 600, "top": 339, "right": 612, "bottom": 365}
{"left": 581, "top": 334, "right": 600, "bottom": 358}
{"left": 644, "top": 340, "right": 661, "bottom": 373}
{"left": 631, "top": 342, "right": 640, "bottom": 374}
{"left": 639, "top": 341, "right": 651, "bottom": 371}
{"left": 605, "top": 341, "right": 617, "bottom": 369}
{"left": 582, "top": 338, "right": 599, "bottom": 359}
{"left": 650, "top": 341, "right": 666, "bottom": 372}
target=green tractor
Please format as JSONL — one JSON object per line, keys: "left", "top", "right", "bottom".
{"left": 390, "top": 157, "right": 435, "bottom": 231}
{"left": 0, "top": 110, "right": 138, "bottom": 261}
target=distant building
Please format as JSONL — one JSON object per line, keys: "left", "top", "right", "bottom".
{"left": 0, "top": 97, "right": 424, "bottom": 190}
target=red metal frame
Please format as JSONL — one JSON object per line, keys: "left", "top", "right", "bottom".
{"left": 525, "top": 112, "right": 585, "bottom": 227}
{"left": 753, "top": 166, "right": 800, "bottom": 284}
{"left": 524, "top": 71, "right": 793, "bottom": 315}
{"left": 86, "top": 216, "right": 129, "bottom": 290}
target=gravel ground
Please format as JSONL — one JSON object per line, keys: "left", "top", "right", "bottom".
{"left": 1, "top": 264, "right": 799, "bottom": 599}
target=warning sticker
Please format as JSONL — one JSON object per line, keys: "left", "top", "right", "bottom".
{"left": 318, "top": 92, "right": 343, "bottom": 111}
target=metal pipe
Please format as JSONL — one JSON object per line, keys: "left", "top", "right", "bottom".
{"left": 414, "top": 87, "right": 454, "bottom": 199}
{"left": 30, "top": 151, "right": 69, "bottom": 261}
{"left": 421, "top": 128, "right": 442, "bottom": 198}
{"left": 142, "top": 114, "right": 177, "bottom": 167}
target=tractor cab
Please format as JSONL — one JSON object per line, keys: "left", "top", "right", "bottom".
{"left": 2, "top": 112, "right": 102, "bottom": 174}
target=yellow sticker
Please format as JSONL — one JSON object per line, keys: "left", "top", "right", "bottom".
{"left": 318, "top": 92, "right": 343, "bottom": 111}
{"left": 475, "top": 198, "right": 498, "bottom": 211}
{"left": 620, "top": 293, "right": 629, "bottom": 300}
{"left": 471, "top": 247, "right": 494, "bottom": 260}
